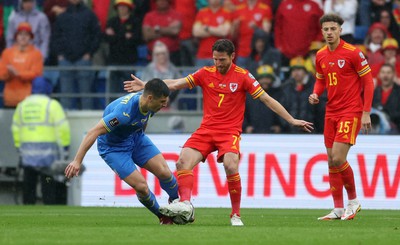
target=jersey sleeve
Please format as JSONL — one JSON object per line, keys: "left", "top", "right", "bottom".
{"left": 101, "top": 104, "right": 130, "bottom": 133}
{"left": 352, "top": 49, "right": 374, "bottom": 112}
{"left": 245, "top": 71, "right": 264, "bottom": 99}
{"left": 313, "top": 52, "right": 326, "bottom": 96}
{"left": 185, "top": 67, "right": 207, "bottom": 89}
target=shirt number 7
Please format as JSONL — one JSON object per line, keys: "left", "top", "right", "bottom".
{"left": 218, "top": 93, "right": 225, "bottom": 107}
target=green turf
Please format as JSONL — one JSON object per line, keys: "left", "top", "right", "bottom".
{"left": 0, "top": 206, "right": 399, "bottom": 245}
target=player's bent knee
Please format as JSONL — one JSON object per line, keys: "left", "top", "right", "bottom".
{"left": 134, "top": 182, "right": 150, "bottom": 196}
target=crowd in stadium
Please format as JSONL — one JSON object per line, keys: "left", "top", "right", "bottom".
{"left": 0, "top": 0, "right": 400, "bottom": 134}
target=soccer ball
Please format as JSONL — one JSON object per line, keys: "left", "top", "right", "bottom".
{"left": 172, "top": 205, "right": 195, "bottom": 225}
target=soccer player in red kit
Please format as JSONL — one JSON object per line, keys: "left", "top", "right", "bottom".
{"left": 125, "top": 39, "right": 313, "bottom": 226}
{"left": 309, "top": 14, "right": 374, "bottom": 221}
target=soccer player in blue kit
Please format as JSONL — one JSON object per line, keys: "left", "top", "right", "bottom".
{"left": 65, "top": 78, "right": 178, "bottom": 224}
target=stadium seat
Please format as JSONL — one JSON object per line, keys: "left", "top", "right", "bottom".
{"left": 354, "top": 25, "right": 369, "bottom": 44}
{"left": 136, "top": 45, "right": 149, "bottom": 66}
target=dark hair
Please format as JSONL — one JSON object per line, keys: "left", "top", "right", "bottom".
{"left": 319, "top": 14, "right": 344, "bottom": 26}
{"left": 144, "top": 78, "right": 170, "bottom": 98}
{"left": 380, "top": 63, "right": 395, "bottom": 72}
{"left": 212, "top": 39, "right": 235, "bottom": 56}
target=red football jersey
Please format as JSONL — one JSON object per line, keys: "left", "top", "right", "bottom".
{"left": 314, "top": 40, "right": 373, "bottom": 117}
{"left": 194, "top": 7, "right": 232, "bottom": 59}
{"left": 234, "top": 2, "right": 272, "bottom": 57}
{"left": 185, "top": 64, "right": 264, "bottom": 132}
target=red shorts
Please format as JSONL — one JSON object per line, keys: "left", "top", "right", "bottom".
{"left": 183, "top": 127, "right": 241, "bottom": 162}
{"left": 324, "top": 114, "right": 362, "bottom": 148}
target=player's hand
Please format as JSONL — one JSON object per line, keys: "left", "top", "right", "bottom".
{"left": 308, "top": 93, "right": 319, "bottom": 105}
{"left": 292, "top": 119, "right": 314, "bottom": 133}
{"left": 361, "top": 111, "right": 371, "bottom": 134}
{"left": 123, "top": 74, "right": 145, "bottom": 92}
{"left": 65, "top": 160, "right": 81, "bottom": 179}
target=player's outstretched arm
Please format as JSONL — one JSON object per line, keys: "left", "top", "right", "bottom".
{"left": 123, "top": 75, "right": 189, "bottom": 92}
{"left": 124, "top": 74, "right": 145, "bottom": 92}
{"left": 259, "top": 93, "right": 314, "bottom": 132}
{"left": 64, "top": 121, "right": 108, "bottom": 178}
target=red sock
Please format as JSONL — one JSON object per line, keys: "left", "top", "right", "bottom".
{"left": 177, "top": 170, "right": 193, "bottom": 202}
{"left": 340, "top": 161, "right": 357, "bottom": 200}
{"left": 329, "top": 166, "right": 344, "bottom": 208}
{"left": 227, "top": 173, "right": 242, "bottom": 217}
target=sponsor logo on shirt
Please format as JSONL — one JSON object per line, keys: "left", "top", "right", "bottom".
{"left": 109, "top": 118, "right": 119, "bottom": 127}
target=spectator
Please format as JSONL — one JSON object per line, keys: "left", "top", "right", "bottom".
{"left": 52, "top": 0, "right": 101, "bottom": 110}
{"left": 370, "top": 38, "right": 400, "bottom": 86}
{"left": 42, "top": 0, "right": 69, "bottom": 88}
{"left": 6, "top": 0, "right": 51, "bottom": 59}
{"left": 11, "top": 77, "right": 71, "bottom": 205}
{"left": 370, "top": 0, "right": 393, "bottom": 25}
{"left": 304, "top": 41, "right": 325, "bottom": 75}
{"left": 0, "top": 22, "right": 43, "bottom": 108}
{"left": 372, "top": 63, "right": 400, "bottom": 132}
{"left": 280, "top": 56, "right": 324, "bottom": 133}
{"left": 377, "top": 8, "right": 400, "bottom": 44}
{"left": 173, "top": 0, "right": 197, "bottom": 66}
{"left": 140, "top": 41, "right": 182, "bottom": 110}
{"left": 243, "top": 64, "right": 283, "bottom": 134}
{"left": 274, "top": 0, "right": 323, "bottom": 66}
{"left": 43, "top": 0, "right": 69, "bottom": 25}
{"left": 142, "top": 0, "right": 182, "bottom": 66}
{"left": 365, "top": 22, "right": 390, "bottom": 66}
{"left": 104, "top": 0, "right": 143, "bottom": 96}
{"left": 192, "top": 0, "right": 231, "bottom": 67}
{"left": 323, "top": 0, "right": 358, "bottom": 44}
{"left": 394, "top": 0, "right": 400, "bottom": 27}
{"left": 231, "top": 0, "right": 273, "bottom": 68}
{"left": 247, "top": 29, "right": 281, "bottom": 78}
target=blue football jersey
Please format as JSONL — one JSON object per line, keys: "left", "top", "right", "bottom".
{"left": 98, "top": 92, "right": 154, "bottom": 150}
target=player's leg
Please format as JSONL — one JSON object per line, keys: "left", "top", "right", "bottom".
{"left": 157, "top": 147, "right": 202, "bottom": 220}
{"left": 318, "top": 117, "right": 344, "bottom": 220}
{"left": 216, "top": 131, "right": 243, "bottom": 226}
{"left": 317, "top": 147, "right": 345, "bottom": 220}
{"left": 101, "top": 151, "right": 169, "bottom": 223}
{"left": 223, "top": 152, "right": 243, "bottom": 226}
{"left": 175, "top": 147, "right": 203, "bottom": 202}
{"left": 332, "top": 116, "right": 362, "bottom": 220}
{"left": 331, "top": 142, "right": 361, "bottom": 220}
{"left": 123, "top": 170, "right": 161, "bottom": 217}
{"left": 143, "top": 153, "right": 179, "bottom": 202}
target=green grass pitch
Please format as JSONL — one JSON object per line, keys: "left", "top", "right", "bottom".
{"left": 1, "top": 206, "right": 399, "bottom": 245}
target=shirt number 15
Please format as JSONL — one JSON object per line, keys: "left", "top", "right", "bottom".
{"left": 328, "top": 72, "right": 338, "bottom": 86}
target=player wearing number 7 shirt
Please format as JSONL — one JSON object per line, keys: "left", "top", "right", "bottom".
{"left": 125, "top": 39, "right": 314, "bottom": 226}
{"left": 308, "top": 14, "right": 374, "bottom": 221}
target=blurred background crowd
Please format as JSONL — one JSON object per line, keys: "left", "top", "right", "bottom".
{"left": 0, "top": 0, "right": 400, "bottom": 134}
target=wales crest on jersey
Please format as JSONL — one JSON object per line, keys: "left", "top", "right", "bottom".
{"left": 230, "top": 83, "right": 238, "bottom": 92}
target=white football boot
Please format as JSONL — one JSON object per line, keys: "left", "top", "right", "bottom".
{"left": 341, "top": 199, "right": 361, "bottom": 220}
{"left": 317, "top": 208, "right": 344, "bottom": 220}
{"left": 230, "top": 214, "right": 244, "bottom": 226}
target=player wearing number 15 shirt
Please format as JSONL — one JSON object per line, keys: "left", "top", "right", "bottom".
{"left": 309, "top": 14, "right": 374, "bottom": 221}
{"left": 125, "top": 39, "right": 313, "bottom": 226}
